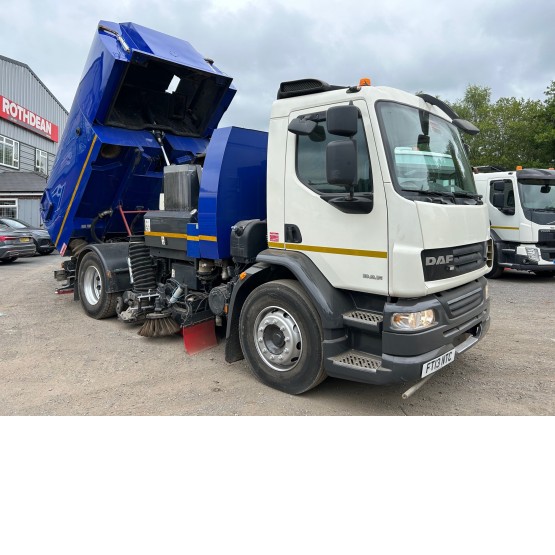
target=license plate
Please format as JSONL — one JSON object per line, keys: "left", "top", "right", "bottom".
{"left": 421, "top": 348, "right": 456, "bottom": 377}
{"left": 20, "top": 237, "right": 30, "bottom": 242}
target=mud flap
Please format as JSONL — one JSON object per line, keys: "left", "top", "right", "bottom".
{"left": 183, "top": 319, "right": 218, "bottom": 354}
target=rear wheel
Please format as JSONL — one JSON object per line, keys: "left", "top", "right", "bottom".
{"left": 78, "top": 251, "right": 117, "bottom": 319}
{"left": 239, "top": 279, "right": 326, "bottom": 394}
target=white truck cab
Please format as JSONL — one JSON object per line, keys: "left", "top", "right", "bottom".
{"left": 474, "top": 168, "right": 555, "bottom": 277}
{"left": 268, "top": 83, "right": 491, "bottom": 297}
{"left": 237, "top": 79, "right": 492, "bottom": 393}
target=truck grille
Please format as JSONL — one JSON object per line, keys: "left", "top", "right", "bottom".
{"left": 538, "top": 230, "right": 555, "bottom": 247}
{"left": 422, "top": 241, "right": 487, "bottom": 281}
{"left": 446, "top": 287, "right": 483, "bottom": 318}
{"left": 435, "top": 279, "right": 486, "bottom": 320}
{"left": 540, "top": 248, "right": 555, "bottom": 261}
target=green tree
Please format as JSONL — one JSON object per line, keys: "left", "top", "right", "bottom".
{"left": 535, "top": 80, "right": 555, "bottom": 166}
{"left": 448, "top": 85, "right": 549, "bottom": 169}
{"left": 448, "top": 85, "right": 497, "bottom": 167}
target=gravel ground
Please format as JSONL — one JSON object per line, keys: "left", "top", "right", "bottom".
{"left": 1, "top": 254, "right": 553, "bottom": 415}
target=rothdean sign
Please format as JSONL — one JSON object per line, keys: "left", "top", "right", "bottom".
{"left": 0, "top": 95, "right": 59, "bottom": 142}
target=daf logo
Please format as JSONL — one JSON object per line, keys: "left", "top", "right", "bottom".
{"left": 426, "top": 255, "right": 454, "bottom": 266}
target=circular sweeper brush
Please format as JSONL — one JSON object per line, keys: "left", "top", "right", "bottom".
{"left": 137, "top": 311, "right": 180, "bottom": 338}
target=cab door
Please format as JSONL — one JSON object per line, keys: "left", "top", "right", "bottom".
{"left": 489, "top": 178, "right": 520, "bottom": 242}
{"left": 281, "top": 100, "right": 388, "bottom": 294}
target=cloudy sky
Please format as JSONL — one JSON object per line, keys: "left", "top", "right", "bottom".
{"left": 1, "top": 0, "right": 554, "bottom": 131}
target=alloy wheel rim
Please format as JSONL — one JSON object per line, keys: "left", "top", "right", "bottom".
{"left": 253, "top": 305, "right": 302, "bottom": 372}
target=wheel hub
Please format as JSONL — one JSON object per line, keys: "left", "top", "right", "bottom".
{"left": 254, "top": 306, "right": 302, "bottom": 372}
{"left": 83, "top": 265, "right": 102, "bottom": 306}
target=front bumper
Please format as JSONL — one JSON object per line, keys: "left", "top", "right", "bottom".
{"left": 379, "top": 313, "right": 490, "bottom": 384}
{"left": 324, "top": 277, "right": 490, "bottom": 386}
{"left": 501, "top": 263, "right": 555, "bottom": 272}
{"left": 499, "top": 243, "right": 555, "bottom": 272}
{"left": 379, "top": 277, "right": 490, "bottom": 384}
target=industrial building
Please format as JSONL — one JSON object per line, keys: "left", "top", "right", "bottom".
{"left": 0, "top": 55, "right": 68, "bottom": 226}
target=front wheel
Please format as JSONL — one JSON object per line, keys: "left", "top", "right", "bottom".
{"left": 486, "top": 244, "right": 504, "bottom": 279}
{"left": 78, "top": 251, "right": 117, "bottom": 319}
{"left": 239, "top": 279, "right": 326, "bottom": 394}
{"left": 0, "top": 257, "right": 17, "bottom": 264}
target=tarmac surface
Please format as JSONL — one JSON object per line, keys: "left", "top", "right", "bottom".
{"left": 1, "top": 254, "right": 553, "bottom": 415}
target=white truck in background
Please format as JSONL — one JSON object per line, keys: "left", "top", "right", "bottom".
{"left": 474, "top": 168, "right": 555, "bottom": 278}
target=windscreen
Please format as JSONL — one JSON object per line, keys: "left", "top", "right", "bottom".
{"left": 518, "top": 180, "right": 555, "bottom": 211}
{"left": 377, "top": 101, "right": 477, "bottom": 197}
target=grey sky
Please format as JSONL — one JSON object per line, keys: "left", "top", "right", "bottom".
{"left": 1, "top": 0, "right": 554, "bottom": 131}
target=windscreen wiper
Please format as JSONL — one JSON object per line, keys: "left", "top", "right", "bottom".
{"left": 454, "top": 192, "right": 483, "bottom": 204}
{"left": 415, "top": 190, "right": 456, "bottom": 202}
{"left": 452, "top": 191, "right": 483, "bottom": 202}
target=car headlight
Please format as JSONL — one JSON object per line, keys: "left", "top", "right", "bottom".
{"left": 525, "top": 247, "right": 540, "bottom": 262}
{"left": 391, "top": 309, "right": 436, "bottom": 331}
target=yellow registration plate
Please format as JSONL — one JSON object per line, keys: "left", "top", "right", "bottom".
{"left": 20, "top": 237, "right": 30, "bottom": 242}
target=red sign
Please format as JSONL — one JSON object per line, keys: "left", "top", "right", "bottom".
{"left": 0, "top": 95, "right": 59, "bottom": 142}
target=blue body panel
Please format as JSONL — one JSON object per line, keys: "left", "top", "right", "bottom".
{"left": 198, "top": 127, "right": 268, "bottom": 259}
{"left": 41, "top": 21, "right": 235, "bottom": 254}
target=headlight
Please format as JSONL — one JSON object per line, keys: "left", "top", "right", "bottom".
{"left": 525, "top": 247, "right": 540, "bottom": 262}
{"left": 391, "top": 309, "right": 436, "bottom": 331}
{"left": 484, "top": 282, "right": 490, "bottom": 300}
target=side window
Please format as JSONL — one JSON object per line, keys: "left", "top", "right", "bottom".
{"left": 0, "top": 199, "right": 18, "bottom": 218}
{"left": 489, "top": 179, "right": 514, "bottom": 207}
{"left": 35, "top": 149, "right": 48, "bottom": 175}
{"left": 296, "top": 112, "right": 372, "bottom": 194}
{"left": 0, "top": 135, "right": 20, "bottom": 169}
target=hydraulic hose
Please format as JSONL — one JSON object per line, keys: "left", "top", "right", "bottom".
{"left": 90, "top": 208, "right": 113, "bottom": 243}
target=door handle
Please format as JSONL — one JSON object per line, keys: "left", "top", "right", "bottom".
{"left": 284, "top": 224, "right": 303, "bottom": 244}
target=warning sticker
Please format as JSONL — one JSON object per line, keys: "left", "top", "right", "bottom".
{"left": 60, "top": 243, "right": 67, "bottom": 257}
{"left": 269, "top": 232, "right": 279, "bottom": 242}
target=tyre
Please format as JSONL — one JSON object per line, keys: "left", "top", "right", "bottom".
{"left": 486, "top": 245, "right": 504, "bottom": 279}
{"left": 239, "top": 279, "right": 326, "bottom": 394}
{"left": 38, "top": 249, "right": 54, "bottom": 256}
{"left": 78, "top": 251, "right": 117, "bottom": 319}
{"left": 0, "top": 257, "right": 17, "bottom": 264}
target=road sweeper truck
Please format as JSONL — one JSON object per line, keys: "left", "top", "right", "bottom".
{"left": 474, "top": 167, "right": 555, "bottom": 278}
{"left": 41, "top": 21, "right": 492, "bottom": 395}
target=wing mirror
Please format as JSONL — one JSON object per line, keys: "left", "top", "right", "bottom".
{"left": 288, "top": 117, "right": 317, "bottom": 136}
{"left": 492, "top": 192, "right": 505, "bottom": 209}
{"left": 326, "top": 140, "right": 357, "bottom": 188}
{"left": 325, "top": 104, "right": 359, "bottom": 189}
{"left": 327, "top": 105, "right": 359, "bottom": 137}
